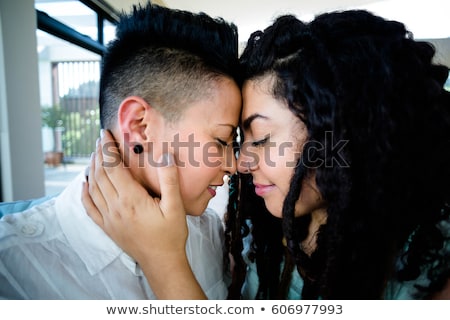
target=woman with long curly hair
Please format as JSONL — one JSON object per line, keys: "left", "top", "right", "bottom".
{"left": 226, "top": 10, "right": 450, "bottom": 299}
{"left": 84, "top": 10, "right": 450, "bottom": 299}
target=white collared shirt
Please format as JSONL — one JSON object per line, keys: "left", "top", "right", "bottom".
{"left": 0, "top": 171, "right": 227, "bottom": 299}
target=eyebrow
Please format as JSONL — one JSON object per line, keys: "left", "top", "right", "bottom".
{"left": 242, "top": 113, "right": 269, "bottom": 130}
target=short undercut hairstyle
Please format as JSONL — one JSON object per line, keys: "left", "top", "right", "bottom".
{"left": 99, "top": 2, "right": 239, "bottom": 129}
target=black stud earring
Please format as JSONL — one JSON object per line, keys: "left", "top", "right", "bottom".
{"left": 133, "top": 144, "right": 144, "bottom": 154}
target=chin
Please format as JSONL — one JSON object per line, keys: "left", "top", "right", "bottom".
{"left": 186, "top": 210, "right": 204, "bottom": 217}
{"left": 185, "top": 204, "right": 208, "bottom": 216}
{"left": 264, "top": 201, "right": 282, "bottom": 218}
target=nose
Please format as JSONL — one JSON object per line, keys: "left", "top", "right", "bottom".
{"left": 237, "top": 146, "right": 256, "bottom": 174}
{"left": 223, "top": 144, "right": 237, "bottom": 176}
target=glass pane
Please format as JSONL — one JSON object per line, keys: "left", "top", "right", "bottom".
{"left": 37, "top": 30, "right": 101, "bottom": 196}
{"left": 35, "top": 0, "right": 98, "bottom": 41}
{"left": 104, "top": 18, "right": 116, "bottom": 45}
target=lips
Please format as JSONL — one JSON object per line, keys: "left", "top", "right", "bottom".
{"left": 207, "top": 185, "right": 219, "bottom": 197}
{"left": 253, "top": 183, "right": 275, "bottom": 197}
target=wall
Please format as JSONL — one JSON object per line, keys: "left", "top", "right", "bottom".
{"left": 0, "top": 0, "right": 45, "bottom": 201}
{"left": 428, "top": 38, "right": 450, "bottom": 68}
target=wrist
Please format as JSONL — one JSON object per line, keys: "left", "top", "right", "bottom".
{"left": 139, "top": 252, "right": 207, "bottom": 299}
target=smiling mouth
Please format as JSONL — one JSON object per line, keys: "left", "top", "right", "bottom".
{"left": 208, "top": 185, "right": 219, "bottom": 197}
{"left": 254, "top": 183, "right": 275, "bottom": 197}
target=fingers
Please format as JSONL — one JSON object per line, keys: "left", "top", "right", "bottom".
{"left": 86, "top": 140, "right": 112, "bottom": 217}
{"left": 81, "top": 181, "right": 104, "bottom": 227}
{"left": 158, "top": 153, "right": 185, "bottom": 219}
{"left": 99, "top": 129, "right": 139, "bottom": 198}
{"left": 82, "top": 129, "right": 122, "bottom": 228}
{"left": 98, "top": 129, "right": 123, "bottom": 180}
{"left": 94, "top": 130, "right": 120, "bottom": 200}
{"left": 82, "top": 150, "right": 110, "bottom": 229}
{"left": 83, "top": 130, "right": 185, "bottom": 229}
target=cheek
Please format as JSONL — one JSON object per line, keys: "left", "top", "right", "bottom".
{"left": 268, "top": 148, "right": 296, "bottom": 191}
{"left": 132, "top": 165, "right": 160, "bottom": 197}
{"left": 178, "top": 166, "right": 217, "bottom": 216}
{"left": 178, "top": 167, "right": 199, "bottom": 197}
{"left": 278, "top": 142, "right": 300, "bottom": 167}
{"left": 178, "top": 165, "right": 216, "bottom": 195}
{"left": 203, "top": 144, "right": 224, "bottom": 168}
{"left": 294, "top": 179, "right": 324, "bottom": 217}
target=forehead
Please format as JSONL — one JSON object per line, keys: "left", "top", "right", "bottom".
{"left": 241, "top": 78, "right": 279, "bottom": 121}
{"left": 177, "top": 77, "right": 241, "bottom": 127}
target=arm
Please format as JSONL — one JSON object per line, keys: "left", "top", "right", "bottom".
{"left": 81, "top": 130, "right": 206, "bottom": 299}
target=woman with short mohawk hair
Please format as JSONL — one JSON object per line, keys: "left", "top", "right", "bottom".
{"left": 0, "top": 1, "right": 241, "bottom": 300}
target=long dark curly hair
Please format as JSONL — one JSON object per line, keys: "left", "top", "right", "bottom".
{"left": 225, "top": 10, "right": 450, "bottom": 299}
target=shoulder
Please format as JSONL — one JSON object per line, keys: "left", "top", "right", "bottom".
{"left": 0, "top": 198, "right": 60, "bottom": 249}
{"left": 0, "top": 195, "right": 55, "bottom": 217}
{"left": 186, "top": 208, "right": 224, "bottom": 249}
{"left": 0, "top": 198, "right": 64, "bottom": 297}
{"left": 187, "top": 208, "right": 224, "bottom": 231}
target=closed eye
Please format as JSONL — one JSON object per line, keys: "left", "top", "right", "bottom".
{"left": 216, "top": 138, "right": 229, "bottom": 147}
{"left": 251, "top": 135, "right": 269, "bottom": 147}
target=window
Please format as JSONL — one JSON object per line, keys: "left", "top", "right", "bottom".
{"left": 35, "top": 0, "right": 118, "bottom": 195}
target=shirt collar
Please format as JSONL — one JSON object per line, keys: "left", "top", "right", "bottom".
{"left": 54, "top": 170, "right": 138, "bottom": 276}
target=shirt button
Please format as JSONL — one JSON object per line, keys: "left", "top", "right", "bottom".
{"left": 20, "top": 222, "right": 44, "bottom": 237}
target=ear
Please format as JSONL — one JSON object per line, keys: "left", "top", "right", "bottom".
{"left": 117, "top": 96, "right": 151, "bottom": 148}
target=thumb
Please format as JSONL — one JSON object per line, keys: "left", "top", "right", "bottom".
{"left": 157, "top": 153, "right": 185, "bottom": 218}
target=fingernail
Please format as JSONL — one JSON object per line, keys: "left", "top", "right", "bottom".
{"left": 160, "top": 153, "right": 175, "bottom": 167}
{"left": 85, "top": 165, "right": 90, "bottom": 182}
{"left": 100, "top": 129, "right": 105, "bottom": 138}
